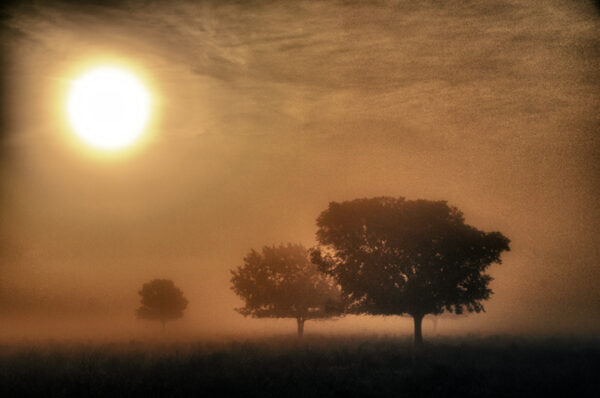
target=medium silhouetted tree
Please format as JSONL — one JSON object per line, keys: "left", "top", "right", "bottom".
{"left": 136, "top": 279, "right": 188, "bottom": 330}
{"left": 231, "top": 243, "right": 342, "bottom": 337}
{"left": 311, "top": 197, "right": 510, "bottom": 347}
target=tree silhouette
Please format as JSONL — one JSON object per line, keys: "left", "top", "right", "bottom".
{"left": 136, "top": 279, "right": 188, "bottom": 330}
{"left": 231, "top": 243, "right": 342, "bottom": 337}
{"left": 311, "top": 197, "right": 510, "bottom": 347}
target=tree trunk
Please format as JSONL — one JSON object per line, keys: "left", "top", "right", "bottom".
{"left": 413, "top": 314, "right": 424, "bottom": 348}
{"left": 297, "top": 318, "right": 305, "bottom": 337}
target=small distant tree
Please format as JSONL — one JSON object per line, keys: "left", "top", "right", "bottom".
{"left": 312, "top": 197, "right": 510, "bottom": 347}
{"left": 136, "top": 279, "right": 188, "bottom": 330}
{"left": 231, "top": 243, "right": 342, "bottom": 337}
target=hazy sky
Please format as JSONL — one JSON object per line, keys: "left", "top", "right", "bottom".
{"left": 1, "top": 0, "right": 599, "bottom": 337}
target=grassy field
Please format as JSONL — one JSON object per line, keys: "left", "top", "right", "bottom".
{"left": 0, "top": 335, "right": 598, "bottom": 397}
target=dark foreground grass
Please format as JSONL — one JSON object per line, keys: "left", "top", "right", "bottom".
{"left": 0, "top": 335, "right": 598, "bottom": 397}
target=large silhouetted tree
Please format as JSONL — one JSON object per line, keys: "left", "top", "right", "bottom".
{"left": 311, "top": 197, "right": 510, "bottom": 347}
{"left": 136, "top": 279, "right": 188, "bottom": 330}
{"left": 231, "top": 243, "right": 341, "bottom": 337}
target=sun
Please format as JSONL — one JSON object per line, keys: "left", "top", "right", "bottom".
{"left": 67, "top": 67, "right": 151, "bottom": 150}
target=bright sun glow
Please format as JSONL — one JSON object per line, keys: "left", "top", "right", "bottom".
{"left": 67, "top": 67, "right": 151, "bottom": 150}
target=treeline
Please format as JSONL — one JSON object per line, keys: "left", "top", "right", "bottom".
{"left": 137, "top": 196, "right": 509, "bottom": 346}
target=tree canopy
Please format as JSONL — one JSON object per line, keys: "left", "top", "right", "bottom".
{"left": 311, "top": 197, "right": 510, "bottom": 345}
{"left": 136, "top": 279, "right": 188, "bottom": 329}
{"left": 231, "top": 243, "right": 341, "bottom": 336}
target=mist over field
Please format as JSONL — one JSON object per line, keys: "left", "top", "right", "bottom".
{"left": 1, "top": 0, "right": 599, "bottom": 343}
